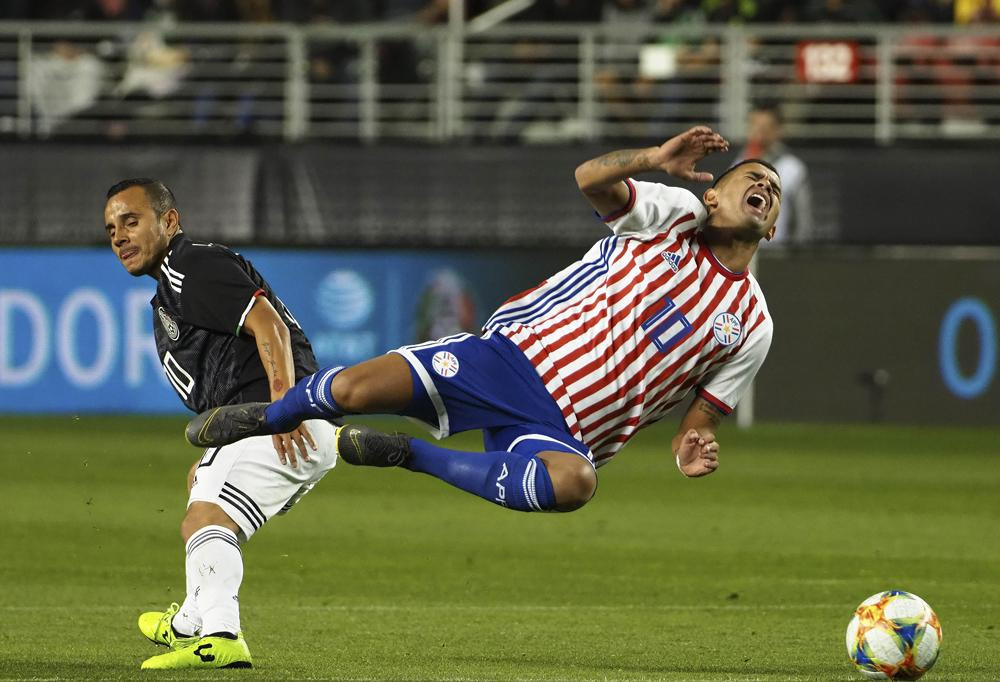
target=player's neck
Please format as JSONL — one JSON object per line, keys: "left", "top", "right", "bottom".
{"left": 148, "top": 231, "right": 184, "bottom": 280}
{"left": 700, "top": 227, "right": 759, "bottom": 274}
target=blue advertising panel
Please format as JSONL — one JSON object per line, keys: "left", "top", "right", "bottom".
{"left": 754, "top": 254, "right": 1000, "bottom": 425}
{"left": 0, "top": 247, "right": 559, "bottom": 413}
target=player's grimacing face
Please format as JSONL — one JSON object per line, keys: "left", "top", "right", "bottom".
{"left": 710, "top": 164, "right": 781, "bottom": 238}
{"left": 104, "top": 186, "right": 174, "bottom": 277}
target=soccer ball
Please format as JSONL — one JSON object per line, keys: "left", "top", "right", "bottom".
{"left": 846, "top": 590, "right": 942, "bottom": 679}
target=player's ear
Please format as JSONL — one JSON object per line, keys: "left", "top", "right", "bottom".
{"left": 765, "top": 223, "right": 776, "bottom": 241}
{"left": 703, "top": 187, "right": 719, "bottom": 212}
{"left": 163, "top": 208, "right": 181, "bottom": 237}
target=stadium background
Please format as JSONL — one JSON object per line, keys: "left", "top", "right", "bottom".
{"left": 1, "top": 1, "right": 998, "bottom": 680}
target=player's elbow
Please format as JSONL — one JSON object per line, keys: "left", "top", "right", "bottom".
{"left": 244, "top": 297, "right": 290, "bottom": 341}
{"left": 576, "top": 162, "right": 605, "bottom": 195}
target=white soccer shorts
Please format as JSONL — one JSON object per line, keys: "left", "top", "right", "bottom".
{"left": 187, "top": 418, "right": 338, "bottom": 540}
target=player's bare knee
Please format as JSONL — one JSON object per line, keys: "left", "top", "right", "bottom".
{"left": 549, "top": 457, "right": 597, "bottom": 512}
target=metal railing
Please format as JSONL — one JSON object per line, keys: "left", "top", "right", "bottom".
{"left": 1, "top": 21, "right": 999, "bottom": 142}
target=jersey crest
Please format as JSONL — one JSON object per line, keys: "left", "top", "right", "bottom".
{"left": 712, "top": 312, "right": 742, "bottom": 346}
{"left": 157, "top": 307, "right": 180, "bottom": 341}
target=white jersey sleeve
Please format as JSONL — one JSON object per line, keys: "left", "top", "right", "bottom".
{"left": 697, "top": 315, "right": 773, "bottom": 415}
{"left": 602, "top": 179, "right": 707, "bottom": 239}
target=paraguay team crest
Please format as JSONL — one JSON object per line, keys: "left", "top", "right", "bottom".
{"left": 157, "top": 307, "right": 180, "bottom": 341}
{"left": 712, "top": 312, "right": 742, "bottom": 346}
{"left": 431, "top": 351, "right": 460, "bottom": 378}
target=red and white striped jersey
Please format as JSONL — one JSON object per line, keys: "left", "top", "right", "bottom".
{"left": 484, "top": 179, "right": 773, "bottom": 466}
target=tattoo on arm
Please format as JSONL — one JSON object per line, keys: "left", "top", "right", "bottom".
{"left": 596, "top": 150, "right": 640, "bottom": 169}
{"left": 261, "top": 341, "right": 282, "bottom": 392}
{"left": 696, "top": 399, "right": 723, "bottom": 427}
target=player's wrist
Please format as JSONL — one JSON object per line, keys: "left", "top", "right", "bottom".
{"left": 641, "top": 146, "right": 662, "bottom": 172}
{"left": 674, "top": 452, "right": 690, "bottom": 477}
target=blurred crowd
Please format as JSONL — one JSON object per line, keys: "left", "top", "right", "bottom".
{"left": 5, "top": 0, "right": 999, "bottom": 149}
{"left": 2, "top": 0, "right": 999, "bottom": 24}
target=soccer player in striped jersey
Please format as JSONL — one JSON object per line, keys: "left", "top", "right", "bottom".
{"left": 105, "top": 179, "right": 338, "bottom": 670}
{"left": 188, "top": 125, "right": 778, "bottom": 516}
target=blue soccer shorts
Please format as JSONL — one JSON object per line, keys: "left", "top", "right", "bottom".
{"left": 390, "top": 331, "right": 594, "bottom": 465}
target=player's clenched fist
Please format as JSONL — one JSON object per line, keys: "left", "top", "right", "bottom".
{"left": 675, "top": 428, "right": 720, "bottom": 478}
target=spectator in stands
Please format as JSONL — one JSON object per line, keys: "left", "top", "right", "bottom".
{"left": 937, "top": 0, "right": 1000, "bottom": 133}
{"left": 30, "top": 40, "right": 106, "bottom": 134}
{"left": 594, "top": 0, "right": 727, "bottom": 139}
{"left": 485, "top": 0, "right": 603, "bottom": 140}
{"left": 172, "top": 0, "right": 274, "bottom": 22}
{"left": 954, "top": 0, "right": 1000, "bottom": 23}
{"left": 0, "top": 1, "right": 32, "bottom": 19}
{"left": 737, "top": 103, "right": 816, "bottom": 245}
{"left": 81, "top": 0, "right": 152, "bottom": 20}
{"left": 171, "top": 0, "right": 240, "bottom": 22}
{"left": 280, "top": 0, "right": 377, "bottom": 133}
{"left": 878, "top": 0, "right": 951, "bottom": 22}
{"left": 700, "top": 0, "right": 758, "bottom": 23}
{"left": 591, "top": 0, "right": 659, "bottom": 138}
{"left": 273, "top": 0, "right": 373, "bottom": 23}
{"left": 528, "top": 0, "right": 605, "bottom": 21}
{"left": 803, "top": 0, "right": 882, "bottom": 22}
{"left": 376, "top": 1, "right": 436, "bottom": 86}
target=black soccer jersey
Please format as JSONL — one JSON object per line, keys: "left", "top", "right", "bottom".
{"left": 151, "top": 233, "right": 318, "bottom": 413}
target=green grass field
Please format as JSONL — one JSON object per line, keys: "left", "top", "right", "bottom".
{"left": 0, "top": 416, "right": 997, "bottom": 681}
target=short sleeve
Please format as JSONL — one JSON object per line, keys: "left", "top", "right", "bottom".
{"left": 697, "top": 319, "right": 773, "bottom": 415}
{"left": 176, "top": 247, "right": 264, "bottom": 336}
{"left": 602, "top": 180, "right": 706, "bottom": 239}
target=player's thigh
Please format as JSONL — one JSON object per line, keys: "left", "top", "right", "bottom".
{"left": 188, "top": 419, "right": 340, "bottom": 540}
{"left": 186, "top": 456, "right": 201, "bottom": 492}
{"left": 181, "top": 501, "right": 241, "bottom": 542}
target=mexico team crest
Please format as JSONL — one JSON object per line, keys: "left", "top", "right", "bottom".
{"left": 157, "top": 307, "right": 180, "bottom": 341}
{"left": 431, "top": 351, "right": 460, "bottom": 378}
{"left": 712, "top": 312, "right": 742, "bottom": 346}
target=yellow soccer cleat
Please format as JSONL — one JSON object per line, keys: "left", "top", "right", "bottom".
{"left": 137, "top": 603, "right": 198, "bottom": 649}
{"left": 140, "top": 634, "right": 252, "bottom": 670}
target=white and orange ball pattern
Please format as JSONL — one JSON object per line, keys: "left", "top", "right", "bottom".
{"left": 846, "top": 590, "right": 942, "bottom": 680}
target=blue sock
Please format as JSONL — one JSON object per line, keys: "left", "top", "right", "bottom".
{"left": 264, "top": 366, "right": 345, "bottom": 432}
{"left": 406, "top": 439, "right": 556, "bottom": 512}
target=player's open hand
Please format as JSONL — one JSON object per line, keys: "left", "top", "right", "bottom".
{"left": 675, "top": 428, "right": 719, "bottom": 477}
{"left": 649, "top": 126, "right": 729, "bottom": 183}
{"left": 272, "top": 423, "right": 317, "bottom": 468}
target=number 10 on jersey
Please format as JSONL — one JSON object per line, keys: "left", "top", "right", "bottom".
{"left": 642, "top": 296, "right": 693, "bottom": 354}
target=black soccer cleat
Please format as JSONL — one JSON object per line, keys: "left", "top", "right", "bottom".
{"left": 336, "top": 424, "right": 412, "bottom": 467}
{"left": 185, "top": 402, "right": 274, "bottom": 448}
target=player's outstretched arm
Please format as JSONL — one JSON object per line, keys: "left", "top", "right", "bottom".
{"left": 574, "top": 126, "right": 729, "bottom": 217}
{"left": 243, "top": 297, "right": 317, "bottom": 467}
{"left": 672, "top": 396, "right": 724, "bottom": 478}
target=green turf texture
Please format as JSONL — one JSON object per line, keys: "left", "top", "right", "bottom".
{"left": 0, "top": 416, "right": 997, "bottom": 681}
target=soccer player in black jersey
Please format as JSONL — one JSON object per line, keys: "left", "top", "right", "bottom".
{"left": 104, "top": 179, "right": 340, "bottom": 670}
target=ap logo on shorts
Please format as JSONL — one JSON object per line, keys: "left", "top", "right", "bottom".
{"left": 431, "top": 351, "right": 460, "bottom": 378}
{"left": 712, "top": 312, "right": 742, "bottom": 346}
